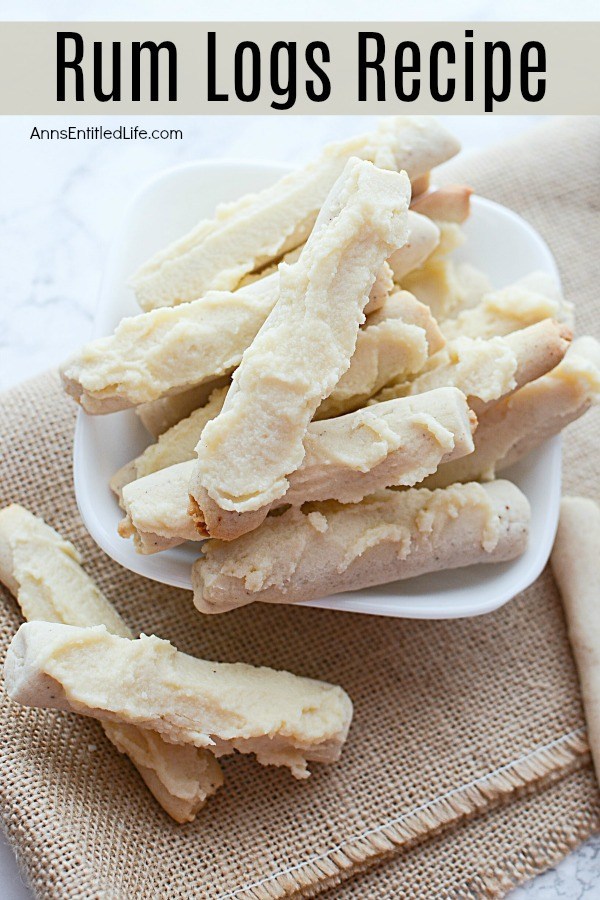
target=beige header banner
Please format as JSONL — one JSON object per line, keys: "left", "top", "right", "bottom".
{"left": 0, "top": 21, "right": 598, "bottom": 114}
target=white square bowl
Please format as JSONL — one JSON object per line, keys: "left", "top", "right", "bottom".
{"left": 73, "top": 159, "right": 562, "bottom": 619}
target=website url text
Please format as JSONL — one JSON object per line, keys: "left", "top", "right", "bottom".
{"left": 30, "top": 126, "right": 183, "bottom": 141}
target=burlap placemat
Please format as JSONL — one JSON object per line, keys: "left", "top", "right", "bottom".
{"left": 0, "top": 117, "right": 599, "bottom": 900}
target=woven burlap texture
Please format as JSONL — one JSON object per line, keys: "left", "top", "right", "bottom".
{"left": 0, "top": 117, "right": 599, "bottom": 900}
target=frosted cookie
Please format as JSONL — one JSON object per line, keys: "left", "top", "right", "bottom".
{"left": 131, "top": 116, "right": 459, "bottom": 310}
{"left": 551, "top": 497, "right": 600, "bottom": 785}
{"left": 373, "top": 319, "right": 571, "bottom": 415}
{"left": 120, "top": 387, "right": 475, "bottom": 549}
{"left": 315, "top": 291, "right": 444, "bottom": 420}
{"left": 191, "top": 481, "right": 530, "bottom": 614}
{"left": 440, "top": 272, "right": 574, "bottom": 340}
{"left": 424, "top": 336, "right": 600, "bottom": 488}
{"left": 61, "top": 274, "right": 278, "bottom": 414}
{"left": 190, "top": 157, "right": 411, "bottom": 515}
{"left": 5, "top": 622, "right": 353, "bottom": 781}
{"left": 0, "top": 505, "right": 222, "bottom": 823}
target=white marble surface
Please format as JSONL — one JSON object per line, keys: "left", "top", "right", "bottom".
{"left": 2, "top": 1, "right": 600, "bottom": 897}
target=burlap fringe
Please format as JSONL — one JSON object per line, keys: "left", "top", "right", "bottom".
{"left": 472, "top": 809, "right": 597, "bottom": 900}
{"left": 220, "top": 730, "right": 589, "bottom": 900}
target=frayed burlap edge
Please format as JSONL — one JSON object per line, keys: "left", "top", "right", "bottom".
{"left": 315, "top": 765, "right": 599, "bottom": 900}
{"left": 474, "top": 817, "right": 593, "bottom": 900}
{"left": 217, "top": 729, "right": 589, "bottom": 899}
